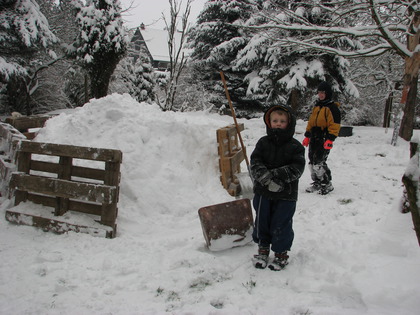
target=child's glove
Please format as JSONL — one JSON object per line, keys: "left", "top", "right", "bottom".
{"left": 324, "top": 139, "right": 333, "bottom": 149}
{"left": 267, "top": 180, "right": 284, "bottom": 192}
{"left": 302, "top": 137, "right": 310, "bottom": 147}
{"left": 253, "top": 170, "right": 272, "bottom": 186}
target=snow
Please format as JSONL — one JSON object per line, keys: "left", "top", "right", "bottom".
{"left": 0, "top": 57, "right": 27, "bottom": 80}
{"left": 1, "top": 93, "right": 419, "bottom": 314}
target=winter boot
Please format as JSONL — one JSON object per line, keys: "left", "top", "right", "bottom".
{"left": 305, "top": 182, "right": 321, "bottom": 193}
{"left": 319, "top": 182, "right": 334, "bottom": 195}
{"left": 252, "top": 246, "right": 270, "bottom": 269}
{"left": 268, "top": 251, "right": 289, "bottom": 271}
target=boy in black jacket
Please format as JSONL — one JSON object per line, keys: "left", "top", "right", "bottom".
{"left": 250, "top": 105, "right": 305, "bottom": 270}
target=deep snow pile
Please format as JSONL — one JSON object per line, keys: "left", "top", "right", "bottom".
{"left": 0, "top": 93, "right": 419, "bottom": 314}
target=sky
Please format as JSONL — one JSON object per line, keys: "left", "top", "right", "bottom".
{"left": 1, "top": 93, "right": 419, "bottom": 314}
{"left": 120, "top": 0, "right": 208, "bottom": 30}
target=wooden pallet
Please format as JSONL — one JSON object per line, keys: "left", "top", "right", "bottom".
{"left": 5, "top": 114, "right": 53, "bottom": 140}
{"left": 216, "top": 124, "right": 245, "bottom": 196}
{"left": 6, "top": 140, "right": 122, "bottom": 238}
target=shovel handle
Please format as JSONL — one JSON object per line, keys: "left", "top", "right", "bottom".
{"left": 220, "top": 71, "right": 250, "bottom": 168}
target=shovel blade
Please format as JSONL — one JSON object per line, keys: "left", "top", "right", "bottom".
{"left": 198, "top": 198, "right": 254, "bottom": 251}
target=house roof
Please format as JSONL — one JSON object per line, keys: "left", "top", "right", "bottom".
{"left": 138, "top": 27, "right": 184, "bottom": 63}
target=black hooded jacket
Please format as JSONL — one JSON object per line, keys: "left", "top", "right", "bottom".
{"left": 250, "top": 105, "right": 305, "bottom": 201}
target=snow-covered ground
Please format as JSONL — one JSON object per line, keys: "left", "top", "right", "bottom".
{"left": 1, "top": 93, "right": 419, "bottom": 314}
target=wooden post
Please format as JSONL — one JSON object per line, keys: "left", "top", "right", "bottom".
{"left": 101, "top": 159, "right": 121, "bottom": 235}
{"left": 55, "top": 156, "right": 72, "bottom": 216}
{"left": 14, "top": 148, "right": 31, "bottom": 205}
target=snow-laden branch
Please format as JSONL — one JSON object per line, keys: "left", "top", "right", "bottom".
{"left": 273, "top": 37, "right": 391, "bottom": 58}
{"left": 369, "top": 0, "right": 412, "bottom": 58}
{"left": 245, "top": 22, "right": 403, "bottom": 41}
{"left": 240, "top": 0, "right": 414, "bottom": 60}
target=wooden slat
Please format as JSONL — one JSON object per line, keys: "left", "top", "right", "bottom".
{"left": 23, "top": 132, "right": 37, "bottom": 140}
{"left": 30, "top": 160, "right": 106, "bottom": 181}
{"left": 69, "top": 200, "right": 102, "bottom": 216}
{"left": 221, "top": 149, "right": 244, "bottom": 171}
{"left": 27, "top": 193, "right": 57, "bottom": 208}
{"left": 10, "top": 173, "right": 116, "bottom": 204}
{"left": 16, "top": 140, "right": 123, "bottom": 163}
{"left": 5, "top": 210, "right": 114, "bottom": 238}
{"left": 5, "top": 115, "right": 51, "bottom": 131}
{"left": 0, "top": 156, "right": 13, "bottom": 178}
{"left": 30, "top": 160, "right": 60, "bottom": 173}
{"left": 72, "top": 166, "right": 105, "bottom": 181}
{"left": 26, "top": 193, "right": 102, "bottom": 216}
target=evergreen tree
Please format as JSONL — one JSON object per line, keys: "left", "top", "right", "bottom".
{"left": 233, "top": 0, "right": 356, "bottom": 115}
{"left": 0, "top": 0, "right": 57, "bottom": 81}
{"left": 29, "top": 0, "right": 82, "bottom": 112}
{"left": 128, "top": 52, "right": 155, "bottom": 104}
{"left": 71, "top": 0, "right": 128, "bottom": 99}
{"left": 187, "top": 0, "right": 257, "bottom": 114}
{"left": 38, "top": 0, "right": 79, "bottom": 44}
{"left": 0, "top": 0, "right": 58, "bottom": 114}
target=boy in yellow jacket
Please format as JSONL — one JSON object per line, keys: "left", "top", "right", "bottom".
{"left": 302, "top": 81, "right": 341, "bottom": 195}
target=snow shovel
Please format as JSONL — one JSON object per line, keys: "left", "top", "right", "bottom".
{"left": 198, "top": 198, "right": 253, "bottom": 251}
{"left": 220, "top": 71, "right": 254, "bottom": 199}
{"left": 197, "top": 73, "right": 255, "bottom": 251}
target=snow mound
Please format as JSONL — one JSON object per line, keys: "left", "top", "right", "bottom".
{"left": 35, "top": 94, "right": 235, "bottom": 229}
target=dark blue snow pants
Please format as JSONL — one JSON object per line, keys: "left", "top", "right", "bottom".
{"left": 252, "top": 194, "right": 296, "bottom": 253}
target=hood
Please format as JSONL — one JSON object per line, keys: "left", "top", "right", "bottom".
{"left": 317, "top": 81, "right": 333, "bottom": 100}
{"left": 263, "top": 105, "right": 296, "bottom": 143}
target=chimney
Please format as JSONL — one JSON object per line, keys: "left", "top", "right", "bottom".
{"left": 140, "top": 23, "right": 145, "bottom": 30}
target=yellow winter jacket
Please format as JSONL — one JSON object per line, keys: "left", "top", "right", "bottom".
{"left": 305, "top": 101, "right": 341, "bottom": 140}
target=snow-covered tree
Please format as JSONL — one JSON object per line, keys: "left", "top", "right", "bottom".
{"left": 39, "top": 0, "right": 79, "bottom": 44}
{"left": 0, "top": 0, "right": 58, "bottom": 114}
{"left": 232, "top": 0, "right": 358, "bottom": 115}
{"left": 128, "top": 52, "right": 155, "bottom": 104}
{"left": 346, "top": 52, "right": 404, "bottom": 126}
{"left": 71, "top": 0, "right": 128, "bottom": 99}
{"left": 26, "top": 0, "right": 82, "bottom": 112}
{"left": 187, "top": 0, "right": 256, "bottom": 113}
{"left": 0, "top": 0, "right": 57, "bottom": 81}
{"left": 244, "top": 0, "right": 419, "bottom": 141}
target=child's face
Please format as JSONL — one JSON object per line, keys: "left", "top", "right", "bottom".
{"left": 270, "top": 111, "right": 288, "bottom": 129}
{"left": 318, "top": 91, "right": 326, "bottom": 100}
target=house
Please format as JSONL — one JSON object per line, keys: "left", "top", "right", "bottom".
{"left": 130, "top": 23, "right": 184, "bottom": 71}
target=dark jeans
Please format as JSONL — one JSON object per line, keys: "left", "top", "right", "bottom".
{"left": 252, "top": 194, "right": 296, "bottom": 253}
{"left": 308, "top": 137, "right": 331, "bottom": 184}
